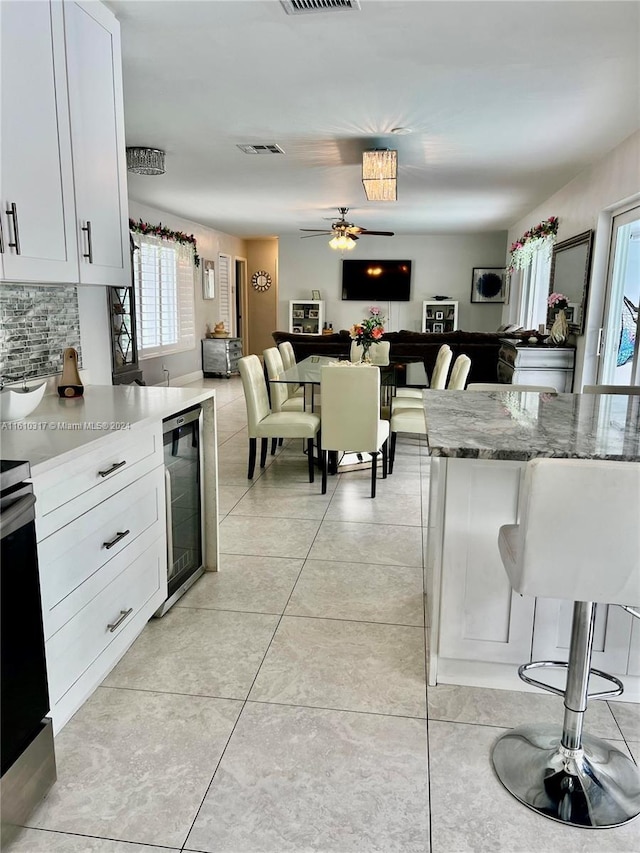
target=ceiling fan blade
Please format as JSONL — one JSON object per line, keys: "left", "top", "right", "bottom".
{"left": 300, "top": 232, "right": 332, "bottom": 238}
{"left": 300, "top": 229, "right": 332, "bottom": 233}
{"left": 359, "top": 230, "right": 395, "bottom": 237}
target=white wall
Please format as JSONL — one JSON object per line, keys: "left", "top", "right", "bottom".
{"left": 278, "top": 232, "right": 508, "bottom": 334}
{"left": 505, "top": 131, "right": 640, "bottom": 389}
{"left": 128, "top": 200, "right": 246, "bottom": 385}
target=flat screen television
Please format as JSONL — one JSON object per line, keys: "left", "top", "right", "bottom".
{"left": 341, "top": 260, "right": 412, "bottom": 301}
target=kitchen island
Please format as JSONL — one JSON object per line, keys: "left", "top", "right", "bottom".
{"left": 1, "top": 384, "right": 218, "bottom": 731}
{"left": 423, "top": 389, "right": 640, "bottom": 701}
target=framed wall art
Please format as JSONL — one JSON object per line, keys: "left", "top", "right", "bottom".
{"left": 471, "top": 267, "right": 508, "bottom": 304}
{"left": 202, "top": 258, "right": 215, "bottom": 299}
{"left": 311, "top": 290, "right": 321, "bottom": 300}
{"left": 432, "top": 322, "right": 444, "bottom": 333}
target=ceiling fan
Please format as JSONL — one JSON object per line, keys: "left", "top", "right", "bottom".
{"left": 300, "top": 207, "right": 395, "bottom": 242}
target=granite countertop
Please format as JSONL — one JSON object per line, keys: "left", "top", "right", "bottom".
{"left": 424, "top": 390, "right": 640, "bottom": 461}
{"left": 0, "top": 384, "right": 216, "bottom": 474}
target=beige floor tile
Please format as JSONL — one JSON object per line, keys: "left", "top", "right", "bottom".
{"left": 176, "top": 554, "right": 303, "bottom": 614}
{"left": 185, "top": 702, "right": 429, "bottom": 853}
{"left": 217, "top": 484, "right": 250, "bottom": 516}
{"left": 26, "top": 688, "right": 241, "bottom": 848}
{"left": 428, "top": 683, "right": 623, "bottom": 740}
{"left": 5, "top": 828, "right": 177, "bottom": 852}
{"left": 286, "top": 559, "right": 424, "bottom": 625}
{"left": 308, "top": 519, "right": 423, "bottom": 567}
{"left": 103, "top": 607, "right": 278, "bottom": 699}
{"left": 230, "top": 486, "right": 332, "bottom": 519}
{"left": 429, "top": 720, "right": 640, "bottom": 852}
{"left": 609, "top": 700, "right": 640, "bottom": 742}
{"left": 219, "top": 515, "right": 321, "bottom": 558}
{"left": 325, "top": 488, "right": 422, "bottom": 525}
{"left": 249, "top": 615, "right": 427, "bottom": 717}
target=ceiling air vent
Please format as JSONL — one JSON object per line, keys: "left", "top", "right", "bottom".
{"left": 237, "top": 144, "right": 285, "bottom": 155}
{"left": 280, "top": 0, "right": 361, "bottom": 15}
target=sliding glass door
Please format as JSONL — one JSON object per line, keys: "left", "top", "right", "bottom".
{"left": 598, "top": 206, "right": 640, "bottom": 386}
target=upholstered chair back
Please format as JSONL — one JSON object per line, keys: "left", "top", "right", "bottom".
{"left": 263, "top": 347, "right": 290, "bottom": 413}
{"left": 350, "top": 340, "right": 391, "bottom": 365}
{"left": 430, "top": 345, "right": 453, "bottom": 389}
{"left": 320, "top": 364, "right": 382, "bottom": 452}
{"left": 278, "top": 341, "right": 296, "bottom": 371}
{"left": 447, "top": 354, "right": 471, "bottom": 390}
{"left": 500, "top": 458, "right": 640, "bottom": 604}
{"left": 238, "top": 355, "right": 271, "bottom": 438}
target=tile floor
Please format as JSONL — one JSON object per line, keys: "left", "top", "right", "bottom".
{"left": 7, "top": 376, "right": 640, "bottom": 853}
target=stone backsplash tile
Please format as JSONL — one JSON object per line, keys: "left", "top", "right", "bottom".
{"left": 0, "top": 284, "right": 82, "bottom": 382}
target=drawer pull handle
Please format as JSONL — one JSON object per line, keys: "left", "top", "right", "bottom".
{"left": 6, "top": 202, "right": 21, "bottom": 254}
{"left": 103, "top": 529, "right": 130, "bottom": 550}
{"left": 98, "top": 460, "right": 126, "bottom": 478}
{"left": 107, "top": 607, "right": 133, "bottom": 633}
{"left": 81, "top": 220, "right": 93, "bottom": 263}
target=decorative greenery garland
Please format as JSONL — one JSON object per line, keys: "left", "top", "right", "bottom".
{"left": 129, "top": 218, "right": 200, "bottom": 267}
{"left": 507, "top": 216, "right": 559, "bottom": 273}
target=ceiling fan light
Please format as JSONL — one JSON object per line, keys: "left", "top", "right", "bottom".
{"left": 362, "top": 149, "right": 397, "bottom": 201}
{"left": 329, "top": 234, "right": 356, "bottom": 251}
{"left": 126, "top": 147, "right": 165, "bottom": 175}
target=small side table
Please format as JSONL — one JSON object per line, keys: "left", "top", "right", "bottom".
{"left": 202, "top": 337, "right": 243, "bottom": 378}
{"left": 498, "top": 340, "right": 575, "bottom": 392}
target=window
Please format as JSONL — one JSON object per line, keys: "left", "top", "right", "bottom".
{"left": 132, "top": 232, "right": 195, "bottom": 359}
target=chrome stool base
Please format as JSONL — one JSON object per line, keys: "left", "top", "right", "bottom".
{"left": 492, "top": 723, "right": 640, "bottom": 828}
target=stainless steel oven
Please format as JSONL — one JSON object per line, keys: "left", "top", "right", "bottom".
{"left": 155, "top": 405, "right": 204, "bottom": 616}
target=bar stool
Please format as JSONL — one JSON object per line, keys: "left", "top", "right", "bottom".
{"left": 492, "top": 457, "right": 640, "bottom": 828}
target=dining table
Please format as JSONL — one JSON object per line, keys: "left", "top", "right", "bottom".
{"left": 422, "top": 388, "right": 640, "bottom": 699}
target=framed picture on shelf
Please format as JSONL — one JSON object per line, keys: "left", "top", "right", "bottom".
{"left": 563, "top": 303, "right": 578, "bottom": 324}
{"left": 308, "top": 309, "right": 319, "bottom": 319}
{"left": 311, "top": 290, "right": 321, "bottom": 300}
{"left": 435, "top": 310, "right": 444, "bottom": 320}
{"left": 432, "top": 322, "right": 445, "bottom": 333}
{"left": 471, "top": 267, "right": 508, "bottom": 303}
{"left": 292, "top": 326, "right": 303, "bottom": 334}
{"left": 426, "top": 308, "right": 434, "bottom": 319}
{"left": 292, "top": 309, "right": 305, "bottom": 319}
{"left": 202, "top": 258, "right": 215, "bottom": 299}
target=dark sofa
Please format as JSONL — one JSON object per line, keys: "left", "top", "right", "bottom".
{"left": 271, "top": 329, "right": 535, "bottom": 386}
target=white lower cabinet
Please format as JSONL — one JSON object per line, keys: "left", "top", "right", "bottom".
{"left": 34, "top": 426, "right": 167, "bottom": 732}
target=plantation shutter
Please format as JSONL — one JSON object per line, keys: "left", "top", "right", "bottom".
{"left": 133, "top": 233, "right": 195, "bottom": 359}
{"left": 217, "top": 252, "right": 233, "bottom": 335}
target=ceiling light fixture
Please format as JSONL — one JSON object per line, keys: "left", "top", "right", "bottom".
{"left": 329, "top": 233, "right": 357, "bottom": 251}
{"left": 362, "top": 148, "right": 397, "bottom": 201}
{"left": 126, "top": 147, "right": 165, "bottom": 175}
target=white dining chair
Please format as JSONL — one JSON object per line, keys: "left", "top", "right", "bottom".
{"left": 447, "top": 354, "right": 471, "bottom": 389}
{"left": 319, "top": 364, "right": 389, "bottom": 498}
{"left": 389, "top": 407, "right": 426, "bottom": 474}
{"left": 238, "top": 355, "right": 320, "bottom": 480}
{"left": 350, "top": 340, "right": 391, "bottom": 365}
{"left": 394, "top": 344, "right": 452, "bottom": 402}
{"left": 582, "top": 384, "right": 640, "bottom": 395}
{"left": 391, "top": 345, "right": 454, "bottom": 412}
{"left": 263, "top": 347, "right": 304, "bottom": 413}
{"left": 277, "top": 340, "right": 304, "bottom": 398}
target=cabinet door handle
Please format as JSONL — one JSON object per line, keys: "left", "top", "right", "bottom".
{"left": 103, "top": 529, "right": 130, "bottom": 550}
{"left": 6, "top": 202, "right": 21, "bottom": 254}
{"left": 106, "top": 607, "right": 133, "bottom": 633}
{"left": 81, "top": 220, "right": 93, "bottom": 263}
{"left": 0, "top": 212, "right": 4, "bottom": 253}
{"left": 98, "top": 460, "right": 126, "bottom": 478}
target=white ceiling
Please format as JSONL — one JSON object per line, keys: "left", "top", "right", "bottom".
{"left": 106, "top": 0, "right": 639, "bottom": 239}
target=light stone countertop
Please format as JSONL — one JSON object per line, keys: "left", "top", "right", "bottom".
{"left": 424, "top": 390, "right": 640, "bottom": 461}
{"left": 0, "top": 384, "right": 216, "bottom": 475}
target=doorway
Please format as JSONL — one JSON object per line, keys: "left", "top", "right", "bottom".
{"left": 598, "top": 206, "right": 640, "bottom": 386}
{"left": 235, "top": 257, "right": 247, "bottom": 353}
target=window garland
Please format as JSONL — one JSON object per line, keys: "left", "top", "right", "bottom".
{"left": 507, "top": 216, "right": 558, "bottom": 273}
{"left": 129, "top": 218, "right": 200, "bottom": 267}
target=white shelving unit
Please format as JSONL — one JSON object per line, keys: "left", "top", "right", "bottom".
{"left": 422, "top": 300, "right": 458, "bottom": 333}
{"left": 289, "top": 300, "right": 324, "bottom": 335}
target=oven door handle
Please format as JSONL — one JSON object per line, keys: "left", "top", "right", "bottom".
{"left": 0, "top": 493, "right": 36, "bottom": 538}
{"left": 164, "top": 468, "right": 173, "bottom": 576}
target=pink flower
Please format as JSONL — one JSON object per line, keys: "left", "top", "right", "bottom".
{"left": 369, "top": 306, "right": 380, "bottom": 316}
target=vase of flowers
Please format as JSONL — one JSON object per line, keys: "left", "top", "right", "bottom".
{"left": 547, "top": 292, "right": 570, "bottom": 344}
{"left": 349, "top": 307, "right": 385, "bottom": 362}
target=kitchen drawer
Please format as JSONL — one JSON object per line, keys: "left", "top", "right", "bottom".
{"left": 39, "top": 465, "right": 165, "bottom": 639}
{"left": 34, "top": 424, "right": 162, "bottom": 539}
{"left": 46, "top": 535, "right": 164, "bottom": 707}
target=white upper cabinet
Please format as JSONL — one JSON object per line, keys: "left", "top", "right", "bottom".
{"left": 0, "top": 0, "right": 129, "bottom": 286}
{"left": 64, "top": 0, "right": 129, "bottom": 286}
{"left": 0, "top": 0, "right": 79, "bottom": 283}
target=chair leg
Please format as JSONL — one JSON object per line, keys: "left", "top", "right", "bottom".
{"left": 270, "top": 437, "right": 278, "bottom": 456}
{"left": 260, "top": 437, "right": 268, "bottom": 468}
{"left": 307, "top": 438, "right": 315, "bottom": 483}
{"left": 382, "top": 439, "right": 388, "bottom": 479}
{"left": 370, "top": 451, "right": 377, "bottom": 498}
{"left": 389, "top": 431, "right": 397, "bottom": 474}
{"left": 321, "top": 449, "right": 327, "bottom": 494}
{"left": 248, "top": 438, "right": 257, "bottom": 478}
{"left": 278, "top": 437, "right": 283, "bottom": 446}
